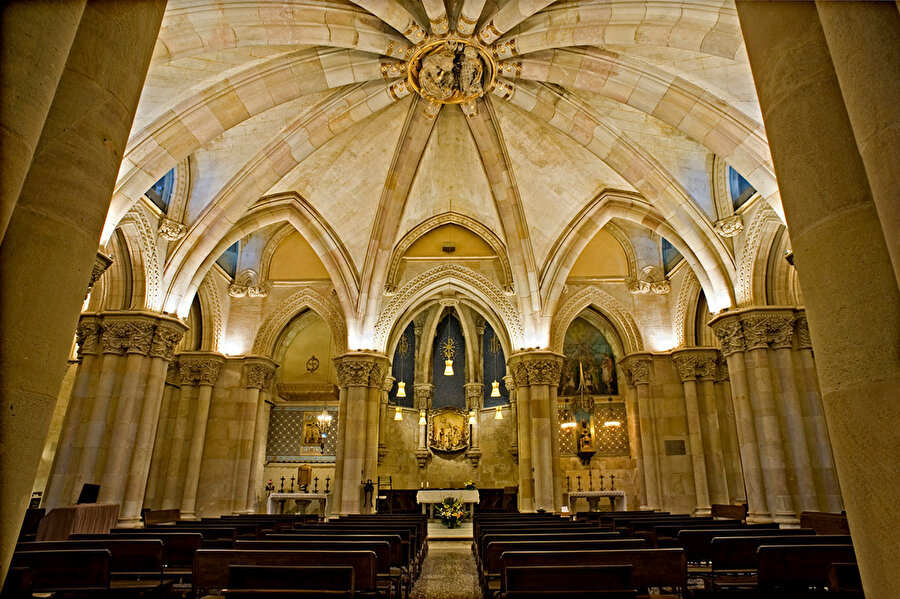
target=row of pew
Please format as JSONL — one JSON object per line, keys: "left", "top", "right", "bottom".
{"left": 7, "top": 512, "right": 428, "bottom": 598}
{"left": 474, "top": 510, "right": 861, "bottom": 598}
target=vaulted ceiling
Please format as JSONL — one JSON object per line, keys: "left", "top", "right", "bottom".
{"left": 105, "top": 0, "right": 781, "bottom": 349}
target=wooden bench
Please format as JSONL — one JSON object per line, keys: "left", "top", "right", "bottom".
{"left": 224, "top": 564, "right": 355, "bottom": 598}
{"left": 651, "top": 521, "right": 776, "bottom": 548}
{"left": 477, "top": 531, "right": 620, "bottom": 566}
{"left": 16, "top": 539, "right": 171, "bottom": 593}
{"left": 711, "top": 503, "right": 747, "bottom": 522}
{"left": 800, "top": 511, "right": 851, "bottom": 535}
{"left": 193, "top": 549, "right": 382, "bottom": 598}
{"left": 10, "top": 549, "right": 110, "bottom": 594}
{"left": 758, "top": 544, "right": 857, "bottom": 596}
{"left": 677, "top": 527, "right": 815, "bottom": 565}
{"left": 71, "top": 531, "right": 203, "bottom": 578}
{"left": 505, "top": 564, "right": 637, "bottom": 599}
{"left": 142, "top": 507, "right": 180, "bottom": 525}
{"left": 116, "top": 525, "right": 237, "bottom": 542}
{"left": 827, "top": 562, "right": 863, "bottom": 597}
{"left": 499, "top": 548, "right": 687, "bottom": 597}
{"left": 270, "top": 533, "right": 409, "bottom": 584}
{"left": 482, "top": 539, "right": 646, "bottom": 596}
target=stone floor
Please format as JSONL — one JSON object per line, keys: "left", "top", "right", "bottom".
{"left": 410, "top": 540, "right": 481, "bottom": 599}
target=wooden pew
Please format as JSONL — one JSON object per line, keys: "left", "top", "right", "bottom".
{"left": 827, "top": 562, "right": 864, "bottom": 598}
{"left": 71, "top": 531, "right": 203, "bottom": 578}
{"left": 269, "top": 533, "right": 409, "bottom": 585}
{"left": 295, "top": 522, "right": 423, "bottom": 576}
{"left": 477, "top": 531, "right": 620, "bottom": 567}
{"left": 505, "top": 564, "right": 637, "bottom": 599}
{"left": 758, "top": 545, "right": 856, "bottom": 596}
{"left": 677, "top": 527, "right": 815, "bottom": 565}
{"left": 710, "top": 535, "right": 852, "bottom": 591}
{"left": 142, "top": 507, "right": 180, "bottom": 525}
{"left": 800, "top": 511, "right": 851, "bottom": 535}
{"left": 499, "top": 548, "right": 687, "bottom": 597}
{"left": 15, "top": 539, "right": 171, "bottom": 593}
{"left": 224, "top": 565, "right": 355, "bottom": 598}
{"left": 711, "top": 503, "right": 747, "bottom": 522}
{"left": 650, "top": 521, "right": 776, "bottom": 548}
{"left": 193, "top": 549, "right": 381, "bottom": 598}
{"left": 115, "top": 525, "right": 237, "bottom": 542}
{"left": 233, "top": 539, "right": 399, "bottom": 599}
{"left": 481, "top": 539, "right": 646, "bottom": 597}
{"left": 10, "top": 549, "right": 111, "bottom": 595}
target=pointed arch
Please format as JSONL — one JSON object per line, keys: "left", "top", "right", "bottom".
{"left": 674, "top": 268, "right": 702, "bottom": 347}
{"left": 737, "top": 204, "right": 782, "bottom": 307}
{"left": 550, "top": 286, "right": 643, "bottom": 355}
{"left": 197, "top": 275, "right": 223, "bottom": 352}
{"left": 252, "top": 288, "right": 348, "bottom": 358}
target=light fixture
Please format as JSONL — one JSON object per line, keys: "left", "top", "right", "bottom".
{"left": 603, "top": 397, "right": 621, "bottom": 428}
{"left": 394, "top": 406, "right": 403, "bottom": 421}
{"left": 468, "top": 410, "right": 476, "bottom": 425}
{"left": 494, "top": 405, "right": 503, "bottom": 420}
{"left": 560, "top": 401, "right": 577, "bottom": 430}
{"left": 490, "top": 380, "right": 500, "bottom": 397}
{"left": 441, "top": 337, "right": 455, "bottom": 376}
{"left": 418, "top": 410, "right": 427, "bottom": 425}
{"left": 444, "top": 359, "right": 454, "bottom": 376}
{"left": 397, "top": 380, "right": 406, "bottom": 397}
{"left": 316, "top": 406, "right": 333, "bottom": 453}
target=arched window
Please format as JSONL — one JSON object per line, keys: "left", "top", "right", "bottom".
{"left": 145, "top": 168, "right": 175, "bottom": 212}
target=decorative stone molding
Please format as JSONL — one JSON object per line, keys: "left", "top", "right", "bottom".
{"left": 716, "top": 356, "right": 730, "bottom": 382}
{"left": 244, "top": 357, "right": 277, "bottom": 389}
{"left": 622, "top": 357, "right": 651, "bottom": 386}
{"left": 672, "top": 350, "right": 719, "bottom": 382}
{"left": 413, "top": 383, "right": 433, "bottom": 410}
{"left": 415, "top": 447, "right": 431, "bottom": 468}
{"left": 75, "top": 316, "right": 102, "bottom": 358}
{"left": 465, "top": 446, "right": 482, "bottom": 467}
{"left": 158, "top": 217, "right": 187, "bottom": 241}
{"left": 382, "top": 375, "right": 395, "bottom": 394}
{"left": 673, "top": 269, "right": 701, "bottom": 348}
{"left": 252, "top": 288, "right": 347, "bottom": 356}
{"left": 121, "top": 206, "right": 162, "bottom": 310}
{"left": 149, "top": 318, "right": 187, "bottom": 360}
{"left": 198, "top": 275, "right": 223, "bottom": 352}
{"left": 229, "top": 269, "right": 269, "bottom": 298}
{"left": 626, "top": 278, "right": 651, "bottom": 294}
{"left": 795, "top": 314, "right": 812, "bottom": 349}
{"left": 166, "top": 361, "right": 180, "bottom": 386}
{"left": 178, "top": 353, "right": 225, "bottom": 386}
{"left": 710, "top": 317, "right": 745, "bottom": 357}
{"left": 464, "top": 383, "right": 482, "bottom": 410}
{"left": 627, "top": 267, "right": 670, "bottom": 295}
{"left": 741, "top": 312, "right": 794, "bottom": 350}
{"left": 101, "top": 321, "right": 132, "bottom": 354}
{"left": 86, "top": 251, "right": 113, "bottom": 300}
{"left": 368, "top": 361, "right": 388, "bottom": 389}
{"left": 713, "top": 214, "right": 744, "bottom": 237}
{"left": 650, "top": 280, "right": 671, "bottom": 295}
{"left": 551, "top": 286, "right": 643, "bottom": 355}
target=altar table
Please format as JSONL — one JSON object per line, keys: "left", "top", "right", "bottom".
{"left": 416, "top": 489, "right": 480, "bottom": 518}
{"left": 567, "top": 490, "right": 626, "bottom": 513}
{"left": 267, "top": 492, "right": 328, "bottom": 518}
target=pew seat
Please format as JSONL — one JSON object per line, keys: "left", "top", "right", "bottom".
{"left": 505, "top": 564, "right": 637, "bottom": 599}
{"left": 222, "top": 564, "right": 355, "bottom": 598}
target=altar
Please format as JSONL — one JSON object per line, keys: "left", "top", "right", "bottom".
{"left": 567, "top": 490, "right": 626, "bottom": 513}
{"left": 267, "top": 492, "right": 329, "bottom": 517}
{"left": 416, "top": 489, "right": 480, "bottom": 518}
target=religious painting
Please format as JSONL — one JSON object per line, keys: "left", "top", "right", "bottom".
{"left": 577, "top": 417, "right": 595, "bottom": 453}
{"left": 429, "top": 407, "right": 469, "bottom": 453}
{"left": 558, "top": 317, "right": 618, "bottom": 396}
{"left": 301, "top": 413, "right": 321, "bottom": 446}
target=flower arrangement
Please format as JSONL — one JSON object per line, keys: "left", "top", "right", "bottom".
{"left": 464, "top": 480, "right": 476, "bottom": 490}
{"left": 436, "top": 497, "right": 466, "bottom": 528}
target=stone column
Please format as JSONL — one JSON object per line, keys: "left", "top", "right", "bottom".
{"left": 179, "top": 353, "right": 224, "bottom": 519}
{"left": 672, "top": 351, "right": 712, "bottom": 516}
{"left": 623, "top": 379, "right": 646, "bottom": 509}
{"left": 714, "top": 358, "right": 745, "bottom": 503}
{"left": 736, "top": 3, "right": 900, "bottom": 593}
{"left": 241, "top": 357, "right": 277, "bottom": 513}
{"left": 161, "top": 360, "right": 194, "bottom": 509}
{"left": 508, "top": 362, "right": 533, "bottom": 511}
{"left": 333, "top": 352, "right": 390, "bottom": 514}
{"left": 42, "top": 315, "right": 101, "bottom": 510}
{"left": 0, "top": 2, "right": 166, "bottom": 579}
{"left": 740, "top": 312, "right": 796, "bottom": 524}
{"left": 696, "top": 356, "right": 729, "bottom": 506}
{"left": 378, "top": 376, "right": 393, "bottom": 466}
{"left": 795, "top": 315, "right": 842, "bottom": 513}
{"left": 143, "top": 363, "right": 180, "bottom": 510}
{"left": 119, "top": 317, "right": 185, "bottom": 525}
{"left": 413, "top": 384, "right": 432, "bottom": 469}
{"left": 331, "top": 385, "right": 348, "bottom": 514}
{"left": 99, "top": 315, "right": 156, "bottom": 508}
{"left": 623, "top": 357, "right": 660, "bottom": 510}
{"left": 710, "top": 317, "right": 770, "bottom": 522}
{"left": 769, "top": 313, "right": 819, "bottom": 513}
{"left": 504, "top": 374, "right": 518, "bottom": 465}
{"left": 508, "top": 350, "right": 564, "bottom": 512}
{"left": 464, "top": 383, "right": 482, "bottom": 466}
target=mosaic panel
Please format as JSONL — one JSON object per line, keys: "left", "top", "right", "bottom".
{"left": 558, "top": 400, "right": 629, "bottom": 457}
{"left": 266, "top": 405, "right": 337, "bottom": 463}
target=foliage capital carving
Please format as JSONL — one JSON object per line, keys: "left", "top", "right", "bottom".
{"left": 795, "top": 314, "right": 812, "bottom": 349}
{"left": 334, "top": 353, "right": 390, "bottom": 388}
{"left": 178, "top": 353, "right": 225, "bottom": 386}
{"left": 150, "top": 319, "right": 187, "bottom": 360}
{"left": 711, "top": 316, "right": 745, "bottom": 357}
{"left": 76, "top": 316, "right": 102, "bottom": 358}
{"left": 244, "top": 357, "right": 277, "bottom": 389}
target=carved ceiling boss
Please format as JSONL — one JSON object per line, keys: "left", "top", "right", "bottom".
{"left": 408, "top": 39, "right": 494, "bottom": 104}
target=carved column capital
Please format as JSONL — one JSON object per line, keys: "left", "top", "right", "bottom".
{"left": 166, "top": 361, "right": 180, "bottom": 386}
{"left": 382, "top": 375, "right": 395, "bottom": 394}
{"left": 75, "top": 315, "right": 102, "bottom": 359}
{"left": 621, "top": 356, "right": 651, "bottom": 386}
{"left": 503, "top": 375, "right": 516, "bottom": 402}
{"left": 178, "top": 352, "right": 225, "bottom": 386}
{"left": 507, "top": 351, "right": 565, "bottom": 387}
{"left": 740, "top": 311, "right": 794, "bottom": 350}
{"left": 333, "top": 352, "right": 390, "bottom": 388}
{"left": 413, "top": 383, "right": 434, "bottom": 410}
{"left": 795, "top": 313, "right": 812, "bottom": 349}
{"left": 672, "top": 350, "right": 718, "bottom": 382}
{"left": 464, "top": 382, "right": 482, "bottom": 410}
{"left": 244, "top": 356, "right": 277, "bottom": 389}
{"left": 710, "top": 315, "right": 746, "bottom": 357}
{"left": 86, "top": 251, "right": 113, "bottom": 299}
{"left": 100, "top": 321, "right": 130, "bottom": 354}
{"left": 150, "top": 317, "right": 187, "bottom": 360}
{"left": 716, "top": 356, "right": 730, "bottom": 382}
{"left": 673, "top": 355, "right": 700, "bottom": 382}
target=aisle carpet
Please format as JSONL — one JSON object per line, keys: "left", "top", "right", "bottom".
{"left": 410, "top": 540, "right": 481, "bottom": 599}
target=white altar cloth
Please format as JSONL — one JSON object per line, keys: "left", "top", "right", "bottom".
{"left": 416, "top": 489, "right": 480, "bottom": 518}
{"left": 567, "top": 490, "right": 626, "bottom": 513}
{"left": 267, "top": 492, "right": 328, "bottom": 517}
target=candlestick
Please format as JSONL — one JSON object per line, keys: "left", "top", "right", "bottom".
{"left": 588, "top": 470, "right": 593, "bottom": 491}
{"left": 566, "top": 475, "right": 571, "bottom": 492}
{"left": 576, "top": 475, "right": 582, "bottom": 492}
{"left": 325, "top": 477, "right": 330, "bottom": 493}
{"left": 610, "top": 474, "right": 615, "bottom": 490}
{"left": 313, "top": 476, "right": 319, "bottom": 493}
{"left": 279, "top": 477, "right": 285, "bottom": 493}
{"left": 599, "top": 474, "right": 605, "bottom": 491}
{"left": 290, "top": 475, "right": 295, "bottom": 493}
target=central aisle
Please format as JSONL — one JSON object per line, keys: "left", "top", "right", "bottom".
{"left": 410, "top": 540, "right": 481, "bottom": 599}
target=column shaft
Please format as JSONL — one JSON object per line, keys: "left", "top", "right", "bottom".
{"left": 180, "top": 383, "right": 213, "bottom": 519}
{"left": 714, "top": 376, "right": 745, "bottom": 503}
{"left": 681, "top": 379, "right": 711, "bottom": 515}
{"left": 76, "top": 351, "right": 122, "bottom": 490}
{"left": 245, "top": 389, "right": 271, "bottom": 513}
{"left": 515, "top": 384, "right": 533, "bottom": 512}
{"left": 232, "top": 387, "right": 260, "bottom": 513}
{"left": 635, "top": 383, "right": 660, "bottom": 509}
{"left": 144, "top": 378, "right": 178, "bottom": 510}
{"left": 625, "top": 387, "right": 646, "bottom": 509}
{"left": 161, "top": 383, "right": 192, "bottom": 509}
{"left": 698, "top": 378, "right": 729, "bottom": 505}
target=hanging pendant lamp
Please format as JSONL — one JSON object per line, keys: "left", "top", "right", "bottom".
{"left": 394, "top": 406, "right": 403, "bottom": 421}
{"left": 603, "top": 397, "right": 621, "bottom": 428}
{"left": 490, "top": 380, "right": 501, "bottom": 397}
{"left": 494, "top": 405, "right": 503, "bottom": 420}
{"left": 397, "top": 380, "right": 406, "bottom": 397}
